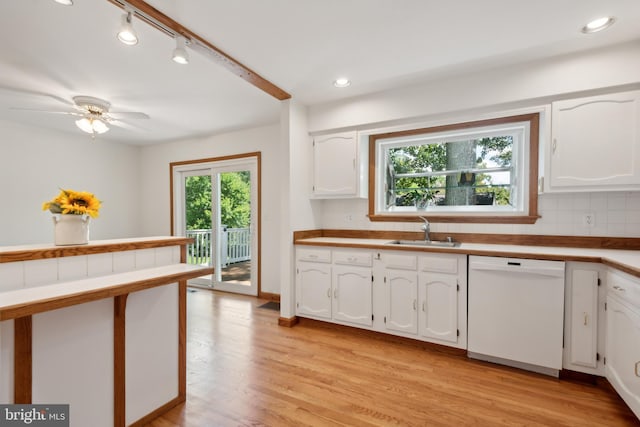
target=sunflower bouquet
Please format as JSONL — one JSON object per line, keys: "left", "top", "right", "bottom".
{"left": 42, "top": 188, "right": 101, "bottom": 218}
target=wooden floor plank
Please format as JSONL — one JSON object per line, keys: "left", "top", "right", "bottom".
{"left": 145, "top": 290, "right": 639, "bottom": 426}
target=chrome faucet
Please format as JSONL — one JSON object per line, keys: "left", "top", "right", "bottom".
{"left": 418, "top": 216, "right": 431, "bottom": 242}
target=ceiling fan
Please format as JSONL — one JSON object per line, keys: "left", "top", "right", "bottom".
{"left": 11, "top": 95, "right": 150, "bottom": 138}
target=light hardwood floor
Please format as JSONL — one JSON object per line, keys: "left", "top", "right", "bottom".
{"left": 147, "top": 290, "right": 639, "bottom": 426}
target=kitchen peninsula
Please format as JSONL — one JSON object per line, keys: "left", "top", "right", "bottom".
{"left": 0, "top": 236, "right": 213, "bottom": 427}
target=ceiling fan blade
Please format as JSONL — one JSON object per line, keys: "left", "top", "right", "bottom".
{"left": 109, "top": 119, "right": 149, "bottom": 132}
{"left": 0, "top": 86, "right": 75, "bottom": 107}
{"left": 9, "top": 107, "right": 83, "bottom": 117}
{"left": 108, "top": 111, "right": 150, "bottom": 120}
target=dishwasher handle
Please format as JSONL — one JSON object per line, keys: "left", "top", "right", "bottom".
{"left": 469, "top": 260, "right": 565, "bottom": 278}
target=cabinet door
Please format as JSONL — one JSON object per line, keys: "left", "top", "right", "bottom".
{"left": 550, "top": 91, "right": 640, "bottom": 190}
{"left": 332, "top": 265, "right": 372, "bottom": 326}
{"left": 606, "top": 296, "right": 640, "bottom": 418}
{"left": 385, "top": 269, "right": 418, "bottom": 334}
{"left": 313, "top": 132, "right": 358, "bottom": 197}
{"left": 296, "top": 262, "right": 331, "bottom": 319}
{"left": 568, "top": 269, "right": 599, "bottom": 368}
{"left": 419, "top": 272, "right": 458, "bottom": 343}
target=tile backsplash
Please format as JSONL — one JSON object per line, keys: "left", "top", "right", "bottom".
{"left": 320, "top": 192, "right": 640, "bottom": 237}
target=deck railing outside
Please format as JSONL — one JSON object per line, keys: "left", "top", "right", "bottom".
{"left": 186, "top": 227, "right": 250, "bottom": 267}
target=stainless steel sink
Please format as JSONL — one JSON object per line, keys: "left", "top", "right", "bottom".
{"left": 388, "top": 239, "right": 460, "bottom": 248}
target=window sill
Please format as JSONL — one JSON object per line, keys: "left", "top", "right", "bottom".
{"left": 368, "top": 214, "right": 540, "bottom": 224}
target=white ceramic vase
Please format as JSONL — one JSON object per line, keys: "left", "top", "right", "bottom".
{"left": 53, "top": 214, "right": 90, "bottom": 245}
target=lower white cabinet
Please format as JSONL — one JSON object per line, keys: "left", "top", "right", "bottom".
{"left": 563, "top": 262, "right": 606, "bottom": 375}
{"left": 295, "top": 247, "right": 373, "bottom": 327}
{"left": 295, "top": 246, "right": 467, "bottom": 349}
{"left": 380, "top": 251, "right": 467, "bottom": 349}
{"left": 606, "top": 270, "right": 640, "bottom": 419}
{"left": 332, "top": 265, "right": 373, "bottom": 326}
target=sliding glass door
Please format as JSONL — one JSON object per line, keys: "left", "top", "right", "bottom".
{"left": 173, "top": 156, "right": 258, "bottom": 296}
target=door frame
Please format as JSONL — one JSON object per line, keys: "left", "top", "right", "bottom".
{"left": 170, "top": 152, "right": 262, "bottom": 297}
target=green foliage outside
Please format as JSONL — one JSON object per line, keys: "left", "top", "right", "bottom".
{"left": 389, "top": 136, "right": 513, "bottom": 207}
{"left": 185, "top": 172, "right": 251, "bottom": 230}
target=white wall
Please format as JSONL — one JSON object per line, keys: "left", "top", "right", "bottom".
{"left": 137, "top": 124, "right": 282, "bottom": 294}
{"left": 0, "top": 120, "right": 141, "bottom": 245}
{"left": 301, "top": 41, "right": 640, "bottom": 238}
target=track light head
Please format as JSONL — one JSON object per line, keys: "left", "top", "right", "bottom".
{"left": 117, "top": 11, "right": 138, "bottom": 46}
{"left": 172, "top": 36, "right": 190, "bottom": 64}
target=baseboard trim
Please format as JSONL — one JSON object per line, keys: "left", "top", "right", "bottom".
{"left": 259, "top": 292, "right": 280, "bottom": 302}
{"left": 278, "top": 316, "right": 299, "bottom": 327}
{"left": 129, "top": 395, "right": 185, "bottom": 427}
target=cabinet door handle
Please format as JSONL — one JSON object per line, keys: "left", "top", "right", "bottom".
{"left": 422, "top": 301, "right": 426, "bottom": 312}
{"left": 552, "top": 138, "right": 557, "bottom": 154}
{"left": 327, "top": 288, "right": 331, "bottom": 298}
{"left": 583, "top": 312, "right": 588, "bottom": 326}
{"left": 613, "top": 285, "right": 626, "bottom": 292}
{"left": 334, "top": 289, "right": 338, "bottom": 299}
{"left": 413, "top": 299, "right": 417, "bottom": 311}
{"left": 636, "top": 361, "right": 640, "bottom": 377}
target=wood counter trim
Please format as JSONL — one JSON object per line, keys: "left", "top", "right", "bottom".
{"left": 0, "top": 237, "right": 194, "bottom": 264}
{"left": 178, "top": 281, "right": 187, "bottom": 400}
{"left": 0, "top": 265, "right": 213, "bottom": 321}
{"left": 14, "top": 316, "right": 32, "bottom": 404}
{"left": 293, "top": 229, "right": 640, "bottom": 250}
{"left": 114, "top": 294, "right": 128, "bottom": 427}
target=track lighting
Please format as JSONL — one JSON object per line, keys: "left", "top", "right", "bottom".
{"left": 117, "top": 10, "right": 138, "bottom": 46}
{"left": 172, "top": 36, "right": 190, "bottom": 64}
{"left": 75, "top": 118, "right": 109, "bottom": 135}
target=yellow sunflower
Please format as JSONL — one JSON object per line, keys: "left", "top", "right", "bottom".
{"left": 43, "top": 189, "right": 101, "bottom": 218}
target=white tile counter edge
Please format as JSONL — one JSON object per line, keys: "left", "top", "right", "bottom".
{"left": 295, "top": 237, "right": 640, "bottom": 276}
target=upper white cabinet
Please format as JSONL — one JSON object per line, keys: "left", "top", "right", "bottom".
{"left": 547, "top": 90, "right": 640, "bottom": 191}
{"left": 312, "top": 131, "right": 366, "bottom": 198}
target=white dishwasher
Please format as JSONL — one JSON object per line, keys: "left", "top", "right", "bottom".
{"left": 468, "top": 255, "right": 565, "bottom": 376}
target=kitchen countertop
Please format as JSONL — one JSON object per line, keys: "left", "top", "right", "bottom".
{"left": 294, "top": 237, "right": 640, "bottom": 278}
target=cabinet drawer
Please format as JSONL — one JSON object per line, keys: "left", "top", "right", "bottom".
{"left": 333, "top": 251, "right": 372, "bottom": 267}
{"left": 419, "top": 255, "right": 458, "bottom": 274}
{"left": 297, "top": 248, "right": 331, "bottom": 263}
{"left": 383, "top": 253, "right": 417, "bottom": 270}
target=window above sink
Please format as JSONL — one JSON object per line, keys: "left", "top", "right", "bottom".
{"left": 368, "top": 113, "right": 541, "bottom": 224}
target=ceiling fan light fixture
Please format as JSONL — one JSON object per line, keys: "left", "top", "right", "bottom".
{"left": 75, "top": 118, "right": 109, "bottom": 135}
{"left": 172, "top": 36, "right": 190, "bottom": 64}
{"left": 117, "top": 11, "right": 138, "bottom": 46}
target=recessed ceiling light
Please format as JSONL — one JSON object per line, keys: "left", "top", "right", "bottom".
{"left": 334, "top": 78, "right": 351, "bottom": 88}
{"left": 54, "top": 0, "right": 73, "bottom": 5}
{"left": 581, "top": 16, "right": 615, "bottom": 34}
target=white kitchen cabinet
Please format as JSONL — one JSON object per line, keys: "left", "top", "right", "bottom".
{"left": 295, "top": 248, "right": 332, "bottom": 320}
{"left": 563, "top": 262, "right": 606, "bottom": 375}
{"left": 385, "top": 266, "right": 419, "bottom": 335}
{"left": 547, "top": 90, "right": 640, "bottom": 191}
{"left": 332, "top": 265, "right": 373, "bottom": 326}
{"left": 296, "top": 247, "right": 373, "bottom": 327}
{"left": 312, "top": 131, "right": 366, "bottom": 198}
{"left": 418, "top": 254, "right": 466, "bottom": 348}
{"left": 380, "top": 251, "right": 466, "bottom": 349}
{"left": 606, "top": 270, "right": 640, "bottom": 418}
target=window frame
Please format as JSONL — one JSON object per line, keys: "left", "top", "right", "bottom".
{"left": 368, "top": 113, "right": 540, "bottom": 224}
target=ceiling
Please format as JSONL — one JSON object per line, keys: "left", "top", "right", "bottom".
{"left": 1, "top": 0, "right": 639, "bottom": 145}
